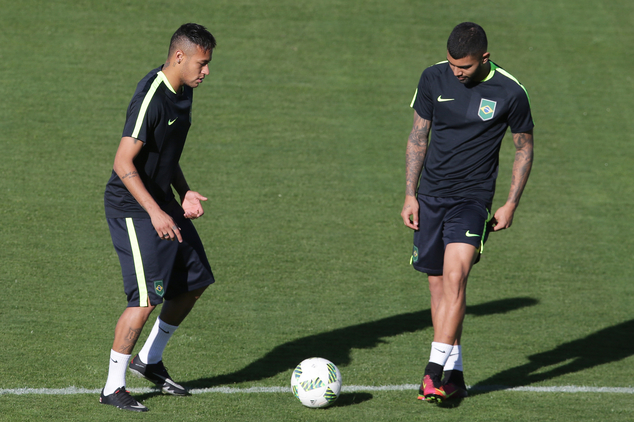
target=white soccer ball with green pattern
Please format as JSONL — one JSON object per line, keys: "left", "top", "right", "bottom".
{"left": 291, "top": 357, "right": 342, "bottom": 408}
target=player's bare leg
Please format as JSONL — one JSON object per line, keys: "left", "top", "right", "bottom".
{"left": 112, "top": 305, "right": 157, "bottom": 354}
{"left": 128, "top": 286, "right": 209, "bottom": 396}
{"left": 101, "top": 305, "right": 156, "bottom": 411}
{"left": 433, "top": 243, "right": 477, "bottom": 345}
{"left": 421, "top": 243, "right": 477, "bottom": 402}
{"left": 159, "top": 286, "right": 208, "bottom": 326}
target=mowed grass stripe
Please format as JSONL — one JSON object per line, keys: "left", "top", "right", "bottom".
{"left": 2, "top": 385, "right": 634, "bottom": 396}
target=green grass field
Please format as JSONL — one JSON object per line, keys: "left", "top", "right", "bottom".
{"left": 2, "top": 0, "right": 634, "bottom": 420}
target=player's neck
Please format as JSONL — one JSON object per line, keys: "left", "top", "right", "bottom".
{"left": 161, "top": 63, "right": 184, "bottom": 94}
{"left": 474, "top": 61, "right": 491, "bottom": 83}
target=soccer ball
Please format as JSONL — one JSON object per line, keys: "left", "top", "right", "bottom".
{"left": 290, "top": 357, "right": 342, "bottom": 408}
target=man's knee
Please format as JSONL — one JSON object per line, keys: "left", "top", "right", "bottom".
{"left": 165, "top": 286, "right": 208, "bottom": 305}
{"left": 187, "top": 286, "right": 207, "bottom": 301}
{"left": 444, "top": 267, "right": 469, "bottom": 284}
{"left": 124, "top": 304, "right": 156, "bottom": 317}
{"left": 439, "top": 267, "right": 470, "bottom": 302}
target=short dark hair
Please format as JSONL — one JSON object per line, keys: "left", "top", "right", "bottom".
{"left": 168, "top": 23, "right": 216, "bottom": 56}
{"left": 447, "top": 22, "right": 487, "bottom": 59}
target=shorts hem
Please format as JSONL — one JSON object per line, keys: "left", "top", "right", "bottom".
{"left": 163, "top": 276, "right": 215, "bottom": 301}
{"left": 412, "top": 264, "right": 442, "bottom": 276}
{"left": 125, "top": 278, "right": 215, "bottom": 307}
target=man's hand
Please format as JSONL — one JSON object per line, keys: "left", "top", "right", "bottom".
{"left": 401, "top": 195, "right": 419, "bottom": 230}
{"left": 182, "top": 190, "right": 208, "bottom": 219}
{"left": 150, "top": 210, "right": 183, "bottom": 243}
{"left": 491, "top": 202, "right": 517, "bottom": 231}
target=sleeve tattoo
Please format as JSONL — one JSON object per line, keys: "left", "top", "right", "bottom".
{"left": 405, "top": 115, "right": 430, "bottom": 197}
{"left": 508, "top": 131, "right": 534, "bottom": 204}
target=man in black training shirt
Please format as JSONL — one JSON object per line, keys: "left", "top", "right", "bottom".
{"left": 400, "top": 22, "right": 534, "bottom": 403}
{"left": 100, "top": 23, "right": 216, "bottom": 412}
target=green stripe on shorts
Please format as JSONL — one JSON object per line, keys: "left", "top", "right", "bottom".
{"left": 480, "top": 209, "right": 493, "bottom": 254}
{"left": 125, "top": 218, "right": 149, "bottom": 307}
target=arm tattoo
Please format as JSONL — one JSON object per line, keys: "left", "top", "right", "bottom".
{"left": 508, "top": 131, "right": 534, "bottom": 204}
{"left": 121, "top": 171, "right": 139, "bottom": 180}
{"left": 405, "top": 115, "right": 430, "bottom": 197}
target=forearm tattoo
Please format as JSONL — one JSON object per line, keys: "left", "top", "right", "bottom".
{"left": 405, "top": 117, "right": 430, "bottom": 197}
{"left": 121, "top": 171, "right": 139, "bottom": 180}
{"left": 508, "top": 131, "right": 534, "bottom": 204}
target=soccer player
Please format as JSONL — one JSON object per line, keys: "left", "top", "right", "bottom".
{"left": 400, "top": 22, "right": 534, "bottom": 403}
{"left": 100, "top": 23, "right": 217, "bottom": 412}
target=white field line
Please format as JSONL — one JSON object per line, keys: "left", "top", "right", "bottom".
{"left": 1, "top": 384, "right": 634, "bottom": 396}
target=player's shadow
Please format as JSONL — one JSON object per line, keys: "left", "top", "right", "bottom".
{"left": 186, "top": 297, "right": 538, "bottom": 389}
{"left": 469, "top": 318, "right": 634, "bottom": 395}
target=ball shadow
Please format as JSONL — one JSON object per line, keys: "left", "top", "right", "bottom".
{"left": 332, "top": 392, "right": 373, "bottom": 407}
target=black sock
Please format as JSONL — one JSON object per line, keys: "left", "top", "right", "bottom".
{"left": 424, "top": 362, "right": 443, "bottom": 380}
{"left": 442, "top": 369, "right": 465, "bottom": 387}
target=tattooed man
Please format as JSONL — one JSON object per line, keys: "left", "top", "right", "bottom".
{"left": 101, "top": 23, "right": 216, "bottom": 412}
{"left": 400, "top": 22, "right": 534, "bottom": 403}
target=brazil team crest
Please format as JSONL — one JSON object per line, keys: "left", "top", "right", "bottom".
{"left": 412, "top": 246, "right": 419, "bottom": 263}
{"left": 154, "top": 280, "right": 164, "bottom": 297}
{"left": 478, "top": 99, "right": 497, "bottom": 121}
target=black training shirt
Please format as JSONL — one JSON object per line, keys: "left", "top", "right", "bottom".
{"left": 105, "top": 67, "right": 193, "bottom": 218}
{"left": 411, "top": 61, "right": 533, "bottom": 204}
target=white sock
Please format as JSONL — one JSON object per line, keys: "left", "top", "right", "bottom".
{"left": 104, "top": 350, "right": 131, "bottom": 395}
{"left": 137, "top": 317, "right": 178, "bottom": 364}
{"left": 443, "top": 345, "right": 463, "bottom": 371}
{"left": 429, "top": 342, "right": 453, "bottom": 367}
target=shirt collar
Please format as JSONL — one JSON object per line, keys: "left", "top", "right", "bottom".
{"left": 481, "top": 62, "right": 498, "bottom": 83}
{"left": 157, "top": 71, "right": 178, "bottom": 94}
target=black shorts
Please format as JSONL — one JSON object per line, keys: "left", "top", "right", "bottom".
{"left": 412, "top": 195, "right": 492, "bottom": 275}
{"left": 108, "top": 201, "right": 215, "bottom": 307}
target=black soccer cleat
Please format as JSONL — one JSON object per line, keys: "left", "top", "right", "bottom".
{"left": 129, "top": 355, "right": 189, "bottom": 396}
{"left": 99, "top": 387, "right": 149, "bottom": 412}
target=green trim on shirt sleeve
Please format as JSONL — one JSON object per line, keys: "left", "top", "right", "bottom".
{"left": 131, "top": 76, "right": 162, "bottom": 140}
{"left": 410, "top": 88, "right": 418, "bottom": 108}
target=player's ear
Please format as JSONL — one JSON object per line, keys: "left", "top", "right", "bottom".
{"left": 482, "top": 52, "right": 490, "bottom": 64}
{"left": 174, "top": 50, "right": 185, "bottom": 65}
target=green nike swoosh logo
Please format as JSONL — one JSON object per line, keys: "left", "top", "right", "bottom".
{"left": 168, "top": 118, "right": 178, "bottom": 125}
{"left": 465, "top": 231, "right": 481, "bottom": 237}
{"left": 437, "top": 95, "right": 454, "bottom": 102}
